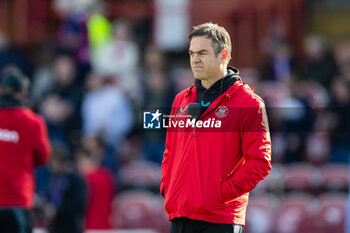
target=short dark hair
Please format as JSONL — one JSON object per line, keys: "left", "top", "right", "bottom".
{"left": 189, "top": 22, "right": 231, "bottom": 58}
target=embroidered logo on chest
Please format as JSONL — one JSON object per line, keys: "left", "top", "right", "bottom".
{"left": 215, "top": 106, "right": 229, "bottom": 118}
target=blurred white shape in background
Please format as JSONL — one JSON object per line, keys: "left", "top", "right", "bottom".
{"left": 154, "top": 0, "right": 189, "bottom": 51}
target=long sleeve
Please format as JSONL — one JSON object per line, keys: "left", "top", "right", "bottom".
{"left": 221, "top": 95, "right": 271, "bottom": 202}
{"left": 32, "top": 115, "right": 51, "bottom": 167}
{"left": 160, "top": 134, "right": 171, "bottom": 198}
{"left": 160, "top": 96, "right": 178, "bottom": 198}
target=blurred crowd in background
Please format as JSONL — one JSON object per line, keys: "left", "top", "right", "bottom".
{"left": 0, "top": 0, "right": 349, "bottom": 233}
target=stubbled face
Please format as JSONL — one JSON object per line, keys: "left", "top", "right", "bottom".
{"left": 189, "top": 36, "right": 222, "bottom": 82}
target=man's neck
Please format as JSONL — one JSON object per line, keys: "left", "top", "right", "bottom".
{"left": 201, "top": 69, "right": 228, "bottom": 89}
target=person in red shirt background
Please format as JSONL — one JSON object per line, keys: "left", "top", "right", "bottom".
{"left": 0, "top": 66, "right": 51, "bottom": 233}
{"left": 76, "top": 139, "right": 115, "bottom": 230}
{"left": 160, "top": 23, "right": 271, "bottom": 233}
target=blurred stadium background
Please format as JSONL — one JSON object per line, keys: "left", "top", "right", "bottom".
{"left": 0, "top": 0, "right": 350, "bottom": 232}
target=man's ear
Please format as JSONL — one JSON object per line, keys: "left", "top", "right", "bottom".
{"left": 221, "top": 49, "right": 229, "bottom": 63}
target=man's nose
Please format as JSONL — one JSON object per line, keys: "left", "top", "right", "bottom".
{"left": 192, "top": 55, "right": 200, "bottom": 63}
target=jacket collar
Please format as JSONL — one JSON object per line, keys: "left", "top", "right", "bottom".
{"left": 185, "top": 70, "right": 253, "bottom": 119}
{"left": 194, "top": 66, "right": 241, "bottom": 95}
{"left": 186, "top": 66, "right": 245, "bottom": 101}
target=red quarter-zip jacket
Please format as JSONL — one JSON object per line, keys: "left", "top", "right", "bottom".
{"left": 160, "top": 81, "right": 271, "bottom": 225}
{"left": 0, "top": 107, "right": 51, "bottom": 208}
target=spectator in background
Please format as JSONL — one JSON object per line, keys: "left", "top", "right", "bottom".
{"left": 40, "top": 94, "right": 74, "bottom": 143}
{"left": 39, "top": 54, "right": 82, "bottom": 145}
{"left": 142, "top": 69, "right": 170, "bottom": 163}
{"left": 335, "top": 40, "right": 350, "bottom": 81}
{"left": 76, "top": 146, "right": 115, "bottom": 230}
{"left": 118, "top": 130, "right": 144, "bottom": 166}
{"left": 142, "top": 44, "right": 174, "bottom": 107}
{"left": 52, "top": 0, "right": 97, "bottom": 65}
{"left": 30, "top": 42, "right": 56, "bottom": 106}
{"left": 31, "top": 52, "right": 77, "bottom": 105}
{"left": 0, "top": 67, "right": 51, "bottom": 233}
{"left": 92, "top": 20, "right": 141, "bottom": 104}
{"left": 49, "top": 54, "right": 82, "bottom": 108}
{"left": 81, "top": 71, "right": 133, "bottom": 148}
{"left": 259, "top": 22, "right": 299, "bottom": 83}
{"left": 80, "top": 135, "right": 118, "bottom": 174}
{"left": 303, "top": 36, "right": 338, "bottom": 88}
{"left": 327, "top": 76, "right": 350, "bottom": 162}
{"left": 259, "top": 39, "right": 298, "bottom": 82}
{"left": 279, "top": 79, "right": 314, "bottom": 163}
{"left": 47, "top": 143, "right": 87, "bottom": 233}
{"left": 141, "top": 44, "right": 175, "bottom": 163}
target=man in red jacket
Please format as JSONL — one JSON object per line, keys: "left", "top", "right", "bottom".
{"left": 160, "top": 23, "right": 271, "bottom": 233}
{"left": 0, "top": 67, "right": 51, "bottom": 233}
